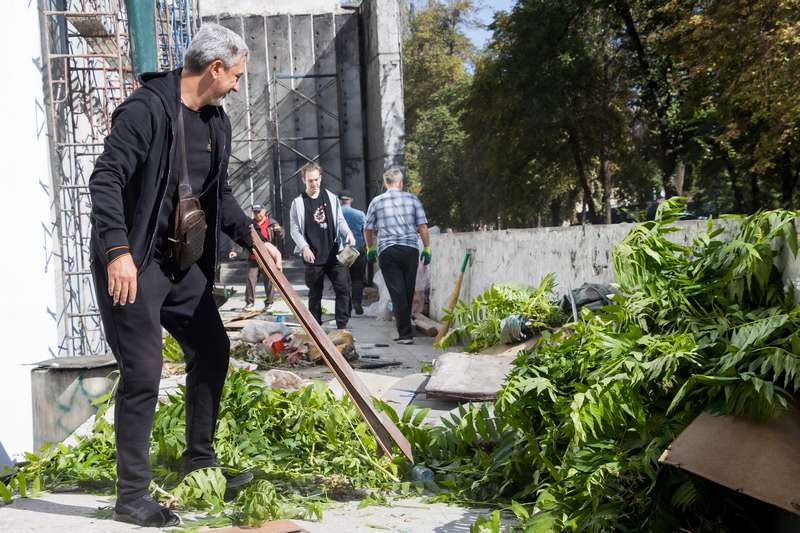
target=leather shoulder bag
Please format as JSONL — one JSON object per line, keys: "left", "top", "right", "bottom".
{"left": 170, "top": 105, "right": 208, "bottom": 271}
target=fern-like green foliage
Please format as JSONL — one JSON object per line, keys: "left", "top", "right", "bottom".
{"left": 2, "top": 370, "right": 396, "bottom": 528}
{"left": 438, "top": 273, "right": 564, "bottom": 351}
{"left": 403, "top": 200, "right": 800, "bottom": 532}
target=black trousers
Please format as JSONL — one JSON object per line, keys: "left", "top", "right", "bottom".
{"left": 92, "top": 258, "right": 229, "bottom": 501}
{"left": 245, "top": 259, "right": 273, "bottom": 306}
{"left": 349, "top": 248, "right": 366, "bottom": 305}
{"left": 304, "top": 257, "right": 351, "bottom": 329}
{"left": 379, "top": 245, "right": 419, "bottom": 338}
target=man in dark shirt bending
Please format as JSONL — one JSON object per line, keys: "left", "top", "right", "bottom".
{"left": 288, "top": 162, "right": 355, "bottom": 328}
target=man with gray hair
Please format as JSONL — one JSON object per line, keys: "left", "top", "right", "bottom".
{"left": 364, "top": 169, "right": 431, "bottom": 344}
{"left": 89, "top": 23, "right": 281, "bottom": 527}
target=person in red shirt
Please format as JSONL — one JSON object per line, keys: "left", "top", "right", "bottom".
{"left": 244, "top": 204, "right": 283, "bottom": 309}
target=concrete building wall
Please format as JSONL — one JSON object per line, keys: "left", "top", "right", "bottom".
{"left": 0, "top": 2, "right": 57, "bottom": 457}
{"left": 199, "top": 0, "right": 341, "bottom": 16}
{"left": 362, "top": 0, "right": 406, "bottom": 199}
{"left": 427, "top": 221, "right": 750, "bottom": 321}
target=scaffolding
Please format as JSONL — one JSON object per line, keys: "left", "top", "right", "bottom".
{"left": 39, "top": 0, "right": 194, "bottom": 357}
{"left": 155, "top": 0, "right": 195, "bottom": 71}
{"left": 270, "top": 72, "right": 344, "bottom": 227}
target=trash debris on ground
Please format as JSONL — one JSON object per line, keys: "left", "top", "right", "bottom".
{"left": 240, "top": 320, "right": 291, "bottom": 344}
{"left": 560, "top": 282, "right": 617, "bottom": 320}
{"left": 287, "top": 329, "right": 357, "bottom": 363}
{"left": 351, "top": 360, "right": 402, "bottom": 370}
{"left": 498, "top": 314, "right": 536, "bottom": 344}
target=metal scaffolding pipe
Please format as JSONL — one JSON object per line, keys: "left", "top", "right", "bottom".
{"left": 125, "top": 0, "right": 157, "bottom": 76}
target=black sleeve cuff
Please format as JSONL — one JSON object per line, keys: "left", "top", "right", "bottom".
{"left": 102, "top": 228, "right": 129, "bottom": 251}
{"left": 106, "top": 247, "right": 131, "bottom": 264}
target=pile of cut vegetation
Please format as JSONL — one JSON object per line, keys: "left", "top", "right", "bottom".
{"left": 1, "top": 371, "right": 408, "bottom": 529}
{"left": 396, "top": 199, "right": 800, "bottom": 532}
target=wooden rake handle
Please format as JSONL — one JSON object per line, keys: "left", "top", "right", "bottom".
{"left": 250, "top": 229, "right": 413, "bottom": 462}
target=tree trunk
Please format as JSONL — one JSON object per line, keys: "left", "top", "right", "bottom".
{"left": 673, "top": 160, "right": 686, "bottom": 196}
{"left": 779, "top": 150, "right": 797, "bottom": 207}
{"left": 683, "top": 163, "right": 694, "bottom": 195}
{"left": 750, "top": 174, "right": 761, "bottom": 213}
{"left": 567, "top": 127, "right": 598, "bottom": 223}
{"left": 550, "top": 197, "right": 562, "bottom": 226}
{"left": 600, "top": 156, "right": 612, "bottom": 224}
{"left": 614, "top": 0, "right": 677, "bottom": 195}
{"left": 726, "top": 161, "right": 745, "bottom": 214}
{"left": 600, "top": 49, "right": 612, "bottom": 224}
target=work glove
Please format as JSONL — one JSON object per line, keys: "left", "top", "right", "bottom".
{"left": 366, "top": 246, "right": 378, "bottom": 262}
{"left": 421, "top": 246, "right": 432, "bottom": 265}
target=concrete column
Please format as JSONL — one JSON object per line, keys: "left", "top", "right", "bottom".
{"left": 362, "top": 0, "right": 406, "bottom": 201}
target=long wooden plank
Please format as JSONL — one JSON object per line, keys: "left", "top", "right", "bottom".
{"left": 250, "top": 228, "right": 413, "bottom": 461}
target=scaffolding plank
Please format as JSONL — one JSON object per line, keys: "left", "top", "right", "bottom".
{"left": 243, "top": 14, "right": 272, "bottom": 211}
{"left": 266, "top": 14, "right": 298, "bottom": 227}
{"left": 217, "top": 17, "right": 251, "bottom": 172}
{"left": 335, "top": 13, "right": 366, "bottom": 209}
{"left": 313, "top": 13, "right": 343, "bottom": 190}
{"left": 250, "top": 228, "right": 413, "bottom": 462}
{"left": 290, "top": 15, "right": 320, "bottom": 178}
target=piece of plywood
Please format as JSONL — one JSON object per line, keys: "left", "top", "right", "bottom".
{"left": 252, "top": 229, "right": 413, "bottom": 462}
{"left": 425, "top": 352, "right": 516, "bottom": 401}
{"left": 660, "top": 410, "right": 800, "bottom": 515}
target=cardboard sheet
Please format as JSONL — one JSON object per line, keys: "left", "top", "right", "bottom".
{"left": 660, "top": 410, "right": 800, "bottom": 515}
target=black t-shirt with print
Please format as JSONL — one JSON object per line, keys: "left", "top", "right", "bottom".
{"left": 302, "top": 192, "right": 335, "bottom": 265}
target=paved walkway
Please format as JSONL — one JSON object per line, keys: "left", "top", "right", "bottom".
{"left": 0, "top": 492, "right": 512, "bottom": 532}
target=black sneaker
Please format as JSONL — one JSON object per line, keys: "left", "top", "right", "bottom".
{"left": 221, "top": 468, "right": 254, "bottom": 489}
{"left": 113, "top": 494, "right": 180, "bottom": 527}
{"left": 353, "top": 302, "right": 364, "bottom": 315}
{"left": 394, "top": 337, "right": 414, "bottom": 345}
{"left": 183, "top": 462, "right": 254, "bottom": 490}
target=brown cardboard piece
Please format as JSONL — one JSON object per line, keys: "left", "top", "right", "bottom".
{"left": 660, "top": 409, "right": 800, "bottom": 515}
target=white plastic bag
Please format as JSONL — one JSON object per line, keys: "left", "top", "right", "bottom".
{"left": 363, "top": 270, "right": 393, "bottom": 320}
{"left": 240, "top": 320, "right": 290, "bottom": 344}
{"left": 412, "top": 261, "right": 430, "bottom": 314}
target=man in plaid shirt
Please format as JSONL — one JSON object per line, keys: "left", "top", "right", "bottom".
{"left": 364, "top": 168, "right": 431, "bottom": 344}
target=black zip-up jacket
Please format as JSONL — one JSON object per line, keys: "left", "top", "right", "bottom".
{"left": 89, "top": 68, "right": 253, "bottom": 281}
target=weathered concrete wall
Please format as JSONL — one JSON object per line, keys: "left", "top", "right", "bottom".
{"left": 31, "top": 358, "right": 116, "bottom": 450}
{"left": 428, "top": 221, "right": 743, "bottom": 320}
{"left": 200, "top": 0, "right": 341, "bottom": 16}
{"left": 363, "top": 0, "right": 406, "bottom": 199}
